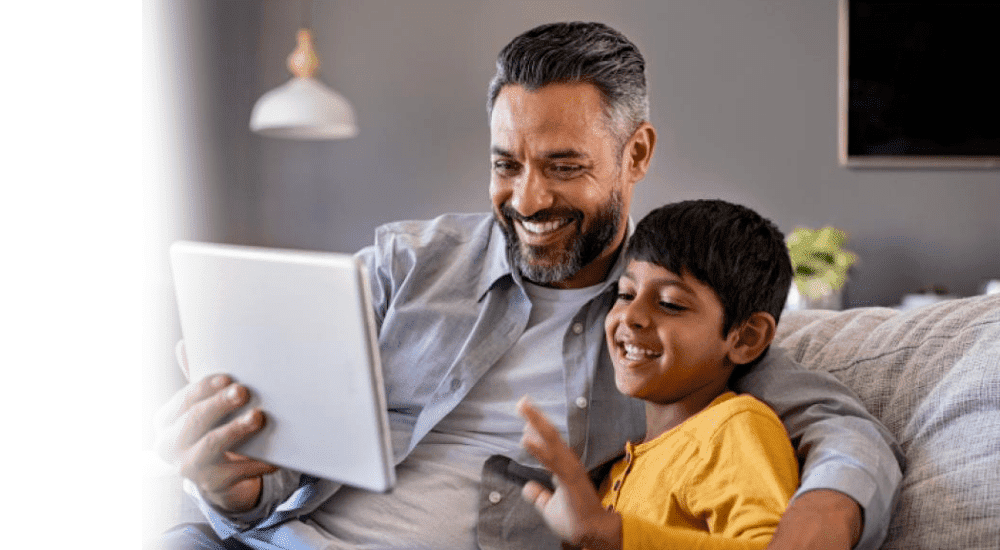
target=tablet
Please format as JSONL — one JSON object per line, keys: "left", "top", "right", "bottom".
{"left": 170, "top": 241, "right": 395, "bottom": 492}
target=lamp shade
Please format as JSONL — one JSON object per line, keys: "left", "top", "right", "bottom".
{"left": 250, "top": 77, "right": 358, "bottom": 140}
{"left": 249, "top": 28, "right": 357, "bottom": 140}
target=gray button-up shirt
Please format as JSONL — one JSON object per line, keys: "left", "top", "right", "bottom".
{"left": 187, "top": 213, "right": 903, "bottom": 550}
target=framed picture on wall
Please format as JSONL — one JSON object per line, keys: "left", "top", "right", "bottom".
{"left": 838, "top": 0, "right": 1000, "bottom": 168}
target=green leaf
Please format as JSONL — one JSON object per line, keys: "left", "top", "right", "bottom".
{"left": 786, "top": 226, "right": 857, "bottom": 292}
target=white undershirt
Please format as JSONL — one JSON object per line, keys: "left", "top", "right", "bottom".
{"left": 309, "top": 281, "right": 605, "bottom": 549}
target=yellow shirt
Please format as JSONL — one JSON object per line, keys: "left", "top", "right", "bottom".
{"left": 600, "top": 392, "right": 799, "bottom": 550}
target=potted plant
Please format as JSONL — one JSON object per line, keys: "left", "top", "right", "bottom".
{"left": 785, "top": 226, "right": 857, "bottom": 310}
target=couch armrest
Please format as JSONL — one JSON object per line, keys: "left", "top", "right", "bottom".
{"left": 774, "top": 295, "right": 1000, "bottom": 549}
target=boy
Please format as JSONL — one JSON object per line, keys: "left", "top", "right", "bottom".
{"left": 518, "top": 199, "right": 798, "bottom": 549}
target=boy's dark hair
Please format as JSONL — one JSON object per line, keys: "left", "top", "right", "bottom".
{"left": 626, "top": 199, "right": 792, "bottom": 369}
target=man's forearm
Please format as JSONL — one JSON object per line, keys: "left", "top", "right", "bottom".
{"left": 768, "top": 490, "right": 862, "bottom": 550}
{"left": 736, "top": 348, "right": 904, "bottom": 549}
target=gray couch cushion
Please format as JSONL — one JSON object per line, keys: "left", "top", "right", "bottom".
{"left": 775, "top": 294, "right": 1000, "bottom": 550}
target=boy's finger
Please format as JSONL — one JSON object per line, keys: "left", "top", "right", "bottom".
{"left": 518, "top": 397, "right": 564, "bottom": 466}
{"left": 520, "top": 430, "right": 551, "bottom": 465}
{"left": 521, "top": 480, "right": 552, "bottom": 511}
{"left": 518, "top": 398, "right": 589, "bottom": 482}
{"left": 517, "top": 397, "right": 563, "bottom": 443}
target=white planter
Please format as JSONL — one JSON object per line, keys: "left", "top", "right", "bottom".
{"left": 785, "top": 281, "right": 844, "bottom": 311}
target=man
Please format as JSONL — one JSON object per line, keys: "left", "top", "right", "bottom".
{"left": 156, "top": 21, "right": 902, "bottom": 550}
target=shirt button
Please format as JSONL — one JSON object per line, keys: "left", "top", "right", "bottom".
{"left": 449, "top": 378, "right": 461, "bottom": 392}
{"left": 575, "top": 396, "right": 588, "bottom": 409}
{"left": 572, "top": 322, "right": 584, "bottom": 334}
{"left": 613, "top": 479, "right": 621, "bottom": 491}
{"left": 488, "top": 491, "right": 503, "bottom": 504}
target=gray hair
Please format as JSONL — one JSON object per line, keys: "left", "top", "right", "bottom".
{"left": 487, "top": 21, "right": 649, "bottom": 148}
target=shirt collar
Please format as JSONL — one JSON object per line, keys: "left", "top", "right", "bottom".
{"left": 476, "top": 220, "right": 513, "bottom": 301}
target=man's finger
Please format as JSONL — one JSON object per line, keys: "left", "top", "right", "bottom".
{"left": 202, "top": 456, "right": 280, "bottom": 494}
{"left": 179, "top": 409, "right": 264, "bottom": 484}
{"left": 179, "top": 408, "right": 267, "bottom": 480}
{"left": 154, "top": 376, "right": 237, "bottom": 462}
{"left": 174, "top": 382, "right": 253, "bottom": 450}
{"left": 159, "top": 385, "right": 252, "bottom": 464}
{"left": 154, "top": 374, "right": 232, "bottom": 430}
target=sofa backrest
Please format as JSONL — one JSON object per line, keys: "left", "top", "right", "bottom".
{"left": 775, "top": 294, "right": 1000, "bottom": 550}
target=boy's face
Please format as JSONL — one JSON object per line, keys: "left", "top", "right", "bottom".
{"left": 605, "top": 259, "right": 739, "bottom": 405}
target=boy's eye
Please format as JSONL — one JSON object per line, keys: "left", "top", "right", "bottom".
{"left": 659, "top": 301, "right": 687, "bottom": 313}
{"left": 615, "top": 292, "right": 634, "bottom": 302}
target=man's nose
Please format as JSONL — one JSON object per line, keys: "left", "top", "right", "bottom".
{"left": 510, "top": 167, "right": 555, "bottom": 218}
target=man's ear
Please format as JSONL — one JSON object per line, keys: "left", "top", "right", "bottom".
{"left": 623, "top": 122, "right": 656, "bottom": 183}
{"left": 727, "top": 311, "right": 777, "bottom": 366}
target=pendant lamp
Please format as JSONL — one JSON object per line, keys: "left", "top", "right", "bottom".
{"left": 250, "top": 28, "right": 358, "bottom": 140}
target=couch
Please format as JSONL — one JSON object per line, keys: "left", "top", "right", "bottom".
{"left": 149, "top": 294, "right": 999, "bottom": 549}
{"left": 774, "top": 293, "right": 999, "bottom": 549}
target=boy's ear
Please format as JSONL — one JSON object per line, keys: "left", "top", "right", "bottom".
{"left": 727, "top": 311, "right": 777, "bottom": 366}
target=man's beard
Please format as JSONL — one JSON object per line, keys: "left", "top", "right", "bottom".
{"left": 496, "top": 190, "right": 623, "bottom": 285}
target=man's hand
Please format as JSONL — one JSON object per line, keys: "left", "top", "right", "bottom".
{"left": 767, "top": 489, "right": 863, "bottom": 550}
{"left": 153, "top": 341, "right": 280, "bottom": 512}
{"left": 517, "top": 397, "right": 622, "bottom": 550}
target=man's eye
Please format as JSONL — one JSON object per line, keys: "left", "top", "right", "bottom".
{"left": 493, "top": 160, "right": 519, "bottom": 175}
{"left": 549, "top": 164, "right": 584, "bottom": 178}
{"left": 616, "top": 292, "right": 634, "bottom": 302}
{"left": 659, "top": 301, "right": 686, "bottom": 312}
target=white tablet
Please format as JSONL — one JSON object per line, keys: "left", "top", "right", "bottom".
{"left": 170, "top": 241, "right": 395, "bottom": 492}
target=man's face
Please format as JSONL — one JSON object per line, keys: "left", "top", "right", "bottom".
{"left": 489, "top": 83, "right": 636, "bottom": 288}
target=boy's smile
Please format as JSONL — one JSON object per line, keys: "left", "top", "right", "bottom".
{"left": 605, "top": 260, "right": 740, "bottom": 410}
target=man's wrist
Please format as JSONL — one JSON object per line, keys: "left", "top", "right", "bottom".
{"left": 205, "top": 476, "right": 265, "bottom": 514}
{"left": 801, "top": 489, "right": 863, "bottom": 547}
{"left": 768, "top": 489, "right": 863, "bottom": 550}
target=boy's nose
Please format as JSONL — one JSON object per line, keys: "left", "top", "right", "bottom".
{"left": 622, "top": 300, "right": 650, "bottom": 329}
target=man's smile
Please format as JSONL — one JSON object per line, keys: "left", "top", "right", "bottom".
{"left": 514, "top": 216, "right": 576, "bottom": 246}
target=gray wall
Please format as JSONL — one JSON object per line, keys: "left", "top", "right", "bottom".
{"left": 196, "top": 0, "right": 997, "bottom": 305}
{"left": 156, "top": 0, "right": 999, "bottom": 396}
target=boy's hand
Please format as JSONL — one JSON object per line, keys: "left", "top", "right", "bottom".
{"left": 517, "top": 397, "right": 622, "bottom": 550}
